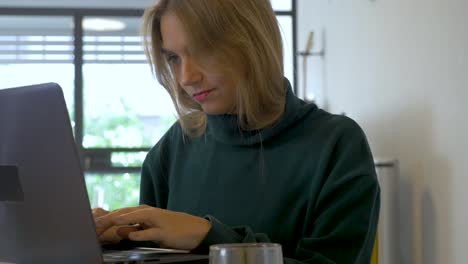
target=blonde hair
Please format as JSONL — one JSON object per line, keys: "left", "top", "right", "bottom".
{"left": 142, "top": 0, "right": 285, "bottom": 137}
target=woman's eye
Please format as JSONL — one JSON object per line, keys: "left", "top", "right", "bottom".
{"left": 166, "top": 54, "right": 181, "bottom": 64}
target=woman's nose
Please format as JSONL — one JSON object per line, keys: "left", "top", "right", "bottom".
{"left": 179, "top": 58, "right": 202, "bottom": 86}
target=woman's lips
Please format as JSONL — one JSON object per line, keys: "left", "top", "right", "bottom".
{"left": 193, "top": 89, "right": 214, "bottom": 102}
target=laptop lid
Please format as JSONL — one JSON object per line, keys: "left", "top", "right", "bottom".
{"left": 0, "top": 83, "right": 102, "bottom": 263}
{"left": 0, "top": 83, "right": 208, "bottom": 264}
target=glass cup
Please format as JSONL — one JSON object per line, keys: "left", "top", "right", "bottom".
{"left": 209, "top": 243, "right": 283, "bottom": 264}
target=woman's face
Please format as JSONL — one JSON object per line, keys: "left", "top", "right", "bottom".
{"left": 160, "top": 12, "right": 238, "bottom": 115}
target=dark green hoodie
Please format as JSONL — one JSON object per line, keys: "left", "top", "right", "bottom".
{"left": 140, "top": 79, "right": 380, "bottom": 263}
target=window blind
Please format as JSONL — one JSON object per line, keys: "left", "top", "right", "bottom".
{"left": 0, "top": 34, "right": 147, "bottom": 64}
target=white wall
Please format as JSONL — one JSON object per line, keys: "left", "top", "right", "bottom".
{"left": 297, "top": 0, "right": 468, "bottom": 263}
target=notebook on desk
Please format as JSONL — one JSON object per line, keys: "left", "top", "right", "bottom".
{"left": 0, "top": 83, "right": 208, "bottom": 264}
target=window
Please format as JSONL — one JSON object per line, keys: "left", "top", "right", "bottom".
{"left": 82, "top": 17, "right": 176, "bottom": 150}
{"left": 0, "top": 16, "right": 75, "bottom": 119}
{"left": 0, "top": 2, "right": 296, "bottom": 210}
{"left": 270, "top": 0, "right": 293, "bottom": 11}
{"left": 86, "top": 172, "right": 140, "bottom": 210}
{"left": 277, "top": 15, "right": 294, "bottom": 88}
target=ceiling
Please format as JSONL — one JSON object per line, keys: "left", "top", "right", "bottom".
{"left": 0, "top": 0, "right": 157, "bottom": 9}
{"left": 0, "top": 1, "right": 157, "bottom": 34}
{"left": 0, "top": 1, "right": 291, "bottom": 35}
{"left": 0, "top": 0, "right": 291, "bottom": 12}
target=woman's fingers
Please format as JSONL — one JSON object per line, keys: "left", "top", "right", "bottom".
{"left": 114, "top": 208, "right": 211, "bottom": 250}
{"left": 95, "top": 206, "right": 145, "bottom": 236}
{"left": 94, "top": 206, "right": 210, "bottom": 250}
{"left": 92, "top": 208, "right": 109, "bottom": 236}
{"left": 116, "top": 225, "right": 144, "bottom": 240}
{"left": 113, "top": 208, "right": 160, "bottom": 227}
{"left": 92, "top": 207, "right": 108, "bottom": 218}
{"left": 98, "top": 225, "right": 123, "bottom": 244}
{"left": 127, "top": 227, "right": 165, "bottom": 242}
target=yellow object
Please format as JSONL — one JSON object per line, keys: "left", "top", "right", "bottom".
{"left": 370, "top": 233, "right": 379, "bottom": 264}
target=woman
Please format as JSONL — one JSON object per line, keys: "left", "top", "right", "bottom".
{"left": 94, "top": 0, "right": 380, "bottom": 263}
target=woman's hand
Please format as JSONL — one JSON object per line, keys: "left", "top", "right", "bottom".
{"left": 92, "top": 207, "right": 141, "bottom": 244}
{"left": 92, "top": 207, "right": 109, "bottom": 218}
{"left": 95, "top": 205, "right": 211, "bottom": 250}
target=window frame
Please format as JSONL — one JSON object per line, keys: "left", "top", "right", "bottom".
{"left": 0, "top": 2, "right": 297, "bottom": 174}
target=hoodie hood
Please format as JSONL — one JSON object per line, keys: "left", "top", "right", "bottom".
{"left": 206, "top": 78, "right": 317, "bottom": 146}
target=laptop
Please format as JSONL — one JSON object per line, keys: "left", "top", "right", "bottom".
{"left": 0, "top": 83, "right": 208, "bottom": 264}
